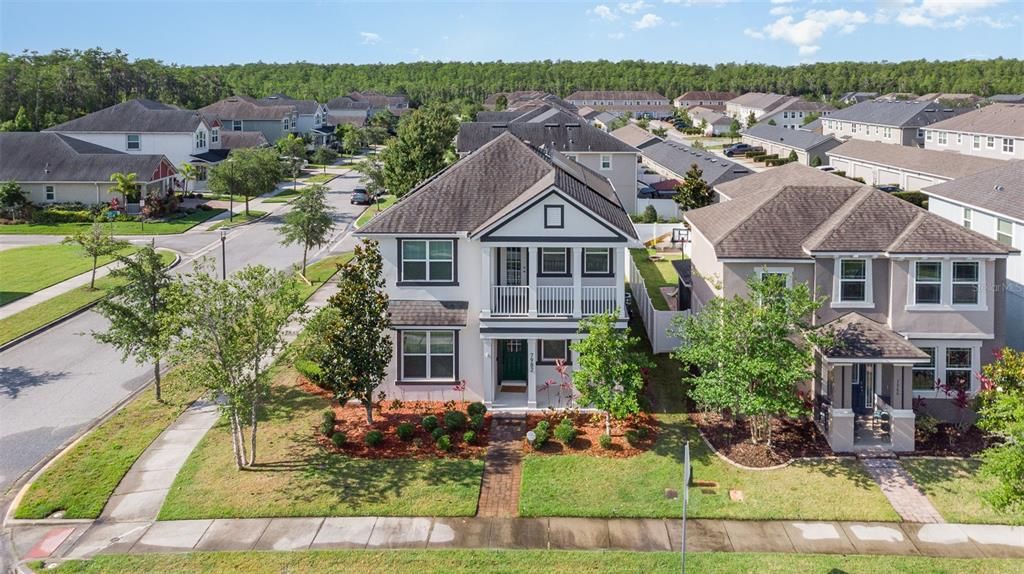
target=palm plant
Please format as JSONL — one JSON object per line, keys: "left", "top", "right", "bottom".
{"left": 179, "top": 162, "right": 197, "bottom": 195}
{"left": 109, "top": 172, "right": 140, "bottom": 204}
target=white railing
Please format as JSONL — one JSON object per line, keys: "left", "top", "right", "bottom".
{"left": 491, "top": 285, "right": 529, "bottom": 316}
{"left": 582, "top": 286, "right": 618, "bottom": 316}
{"left": 538, "top": 286, "right": 573, "bottom": 316}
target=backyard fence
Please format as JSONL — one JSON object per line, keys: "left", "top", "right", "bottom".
{"left": 627, "top": 257, "right": 688, "bottom": 354}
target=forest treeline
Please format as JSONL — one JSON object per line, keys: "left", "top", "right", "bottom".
{"left": 3, "top": 48, "right": 1023, "bottom": 130}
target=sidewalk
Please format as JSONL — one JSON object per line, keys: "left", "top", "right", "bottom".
{"left": 0, "top": 264, "right": 120, "bottom": 320}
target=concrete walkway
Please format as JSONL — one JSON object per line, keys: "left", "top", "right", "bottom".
{"left": 861, "top": 458, "right": 945, "bottom": 524}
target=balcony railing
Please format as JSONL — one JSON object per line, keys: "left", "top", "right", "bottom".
{"left": 491, "top": 285, "right": 528, "bottom": 316}
{"left": 490, "top": 285, "right": 620, "bottom": 317}
{"left": 538, "top": 286, "right": 573, "bottom": 316}
{"left": 582, "top": 286, "right": 618, "bottom": 316}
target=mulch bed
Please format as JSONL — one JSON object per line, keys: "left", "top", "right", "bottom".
{"left": 299, "top": 379, "right": 490, "bottom": 460}
{"left": 692, "top": 412, "right": 832, "bottom": 467}
{"left": 524, "top": 411, "right": 658, "bottom": 458}
{"left": 911, "top": 423, "right": 990, "bottom": 457}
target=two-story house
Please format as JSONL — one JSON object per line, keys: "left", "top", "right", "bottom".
{"left": 759, "top": 99, "right": 835, "bottom": 131}
{"left": 686, "top": 106, "right": 733, "bottom": 136}
{"left": 355, "top": 132, "right": 640, "bottom": 409}
{"left": 673, "top": 91, "right": 737, "bottom": 110}
{"left": 257, "top": 93, "right": 333, "bottom": 145}
{"left": 725, "top": 92, "right": 791, "bottom": 124}
{"left": 564, "top": 91, "right": 673, "bottom": 120}
{"left": 684, "top": 163, "right": 1017, "bottom": 452}
{"left": 922, "top": 104, "right": 1024, "bottom": 161}
{"left": 456, "top": 106, "right": 643, "bottom": 214}
{"left": 922, "top": 161, "right": 1024, "bottom": 350}
{"left": 821, "top": 101, "right": 969, "bottom": 147}
{"left": 199, "top": 95, "right": 298, "bottom": 145}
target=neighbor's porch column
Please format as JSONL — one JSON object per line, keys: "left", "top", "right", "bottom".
{"left": 890, "top": 363, "right": 916, "bottom": 453}
{"left": 482, "top": 338, "right": 495, "bottom": 406}
{"left": 615, "top": 247, "right": 627, "bottom": 319}
{"left": 528, "top": 248, "right": 538, "bottom": 316}
{"left": 481, "top": 246, "right": 492, "bottom": 318}
{"left": 828, "top": 364, "right": 855, "bottom": 452}
{"left": 527, "top": 337, "right": 538, "bottom": 408}
{"left": 572, "top": 246, "right": 582, "bottom": 318}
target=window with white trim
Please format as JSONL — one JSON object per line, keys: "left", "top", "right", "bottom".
{"left": 972, "top": 135, "right": 980, "bottom": 149}
{"left": 210, "top": 128, "right": 219, "bottom": 144}
{"left": 997, "top": 219, "right": 1014, "bottom": 246}
{"left": 925, "top": 130, "right": 932, "bottom": 141}
{"left": 956, "top": 133, "right": 962, "bottom": 144}
{"left": 912, "top": 347, "right": 936, "bottom": 390}
{"left": 838, "top": 259, "right": 867, "bottom": 302}
{"left": 583, "top": 248, "right": 611, "bottom": 275}
{"left": 951, "top": 261, "right": 979, "bottom": 305}
{"left": 540, "top": 248, "right": 569, "bottom": 275}
{"left": 963, "top": 207, "right": 972, "bottom": 229}
{"left": 540, "top": 339, "right": 569, "bottom": 363}
{"left": 282, "top": 118, "right": 290, "bottom": 131}
{"left": 126, "top": 134, "right": 140, "bottom": 150}
{"left": 986, "top": 136, "right": 995, "bottom": 149}
{"left": 945, "top": 347, "right": 973, "bottom": 391}
{"left": 400, "top": 331, "right": 455, "bottom": 381}
{"left": 937, "top": 132, "right": 947, "bottom": 145}
{"left": 599, "top": 154, "right": 612, "bottom": 170}
{"left": 883, "top": 127, "right": 891, "bottom": 138}
{"left": 232, "top": 120, "right": 242, "bottom": 131}
{"left": 195, "top": 130, "right": 206, "bottom": 149}
{"left": 400, "top": 239, "right": 454, "bottom": 282}
{"left": 45, "top": 185, "right": 55, "bottom": 201}
{"left": 1003, "top": 138, "right": 1014, "bottom": 153}
{"left": 914, "top": 261, "right": 942, "bottom": 304}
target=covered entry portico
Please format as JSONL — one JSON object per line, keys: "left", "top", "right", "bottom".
{"left": 481, "top": 326, "right": 587, "bottom": 411}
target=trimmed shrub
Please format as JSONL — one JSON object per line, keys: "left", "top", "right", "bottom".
{"left": 436, "top": 435, "right": 452, "bottom": 452}
{"left": 431, "top": 427, "right": 446, "bottom": 442}
{"left": 467, "top": 402, "right": 487, "bottom": 417}
{"left": 640, "top": 205, "right": 659, "bottom": 224}
{"left": 319, "top": 419, "right": 334, "bottom": 437}
{"left": 396, "top": 422, "right": 415, "bottom": 441}
{"left": 530, "top": 420, "right": 550, "bottom": 449}
{"left": 470, "top": 413, "right": 485, "bottom": 431}
{"left": 364, "top": 430, "right": 384, "bottom": 447}
{"left": 599, "top": 434, "right": 613, "bottom": 449}
{"left": 625, "top": 429, "right": 644, "bottom": 446}
{"left": 295, "top": 359, "right": 322, "bottom": 385}
{"left": 553, "top": 418, "right": 578, "bottom": 445}
{"left": 421, "top": 414, "right": 439, "bottom": 432}
{"left": 892, "top": 191, "right": 928, "bottom": 208}
{"left": 444, "top": 410, "right": 467, "bottom": 431}
{"left": 463, "top": 430, "right": 476, "bottom": 444}
{"left": 331, "top": 431, "right": 346, "bottom": 448}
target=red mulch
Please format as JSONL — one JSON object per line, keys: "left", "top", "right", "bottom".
{"left": 298, "top": 379, "right": 490, "bottom": 459}
{"left": 911, "top": 423, "right": 991, "bottom": 457}
{"left": 524, "top": 412, "right": 658, "bottom": 458}
{"left": 692, "top": 412, "right": 832, "bottom": 467}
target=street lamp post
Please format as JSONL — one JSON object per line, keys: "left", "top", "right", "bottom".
{"left": 220, "top": 229, "right": 227, "bottom": 280}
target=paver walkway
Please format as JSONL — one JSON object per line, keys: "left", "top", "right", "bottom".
{"left": 861, "top": 458, "right": 945, "bottom": 523}
{"left": 476, "top": 413, "right": 526, "bottom": 517}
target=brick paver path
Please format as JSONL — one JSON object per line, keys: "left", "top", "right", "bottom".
{"left": 476, "top": 413, "right": 526, "bottom": 517}
{"left": 861, "top": 458, "right": 945, "bottom": 523}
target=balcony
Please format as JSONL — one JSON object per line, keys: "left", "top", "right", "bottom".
{"left": 489, "top": 285, "right": 619, "bottom": 317}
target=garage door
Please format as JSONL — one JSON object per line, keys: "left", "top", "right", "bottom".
{"left": 853, "top": 163, "right": 875, "bottom": 182}
{"left": 906, "top": 175, "right": 938, "bottom": 191}
{"left": 830, "top": 157, "right": 850, "bottom": 171}
{"left": 878, "top": 169, "right": 900, "bottom": 186}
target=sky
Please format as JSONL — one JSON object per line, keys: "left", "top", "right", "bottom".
{"left": 1, "top": 0, "right": 1022, "bottom": 65}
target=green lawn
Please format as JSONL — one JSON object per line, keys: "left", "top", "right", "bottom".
{"left": 302, "top": 173, "right": 336, "bottom": 184}
{"left": 0, "top": 251, "right": 176, "bottom": 347}
{"left": 629, "top": 248, "right": 682, "bottom": 311}
{"left": 355, "top": 195, "right": 398, "bottom": 228}
{"left": 0, "top": 209, "right": 225, "bottom": 236}
{"left": 36, "top": 550, "right": 1024, "bottom": 574}
{"left": 902, "top": 457, "right": 1023, "bottom": 525}
{"left": 0, "top": 244, "right": 137, "bottom": 306}
{"left": 207, "top": 210, "right": 267, "bottom": 231}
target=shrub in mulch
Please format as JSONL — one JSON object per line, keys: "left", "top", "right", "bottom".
{"left": 525, "top": 412, "right": 658, "bottom": 458}
{"left": 298, "top": 378, "right": 490, "bottom": 459}
{"left": 911, "top": 423, "right": 990, "bottom": 457}
{"left": 691, "top": 412, "right": 832, "bottom": 468}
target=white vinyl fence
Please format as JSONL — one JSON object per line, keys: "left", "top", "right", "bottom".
{"left": 627, "top": 256, "right": 689, "bottom": 354}
{"left": 631, "top": 223, "right": 692, "bottom": 257}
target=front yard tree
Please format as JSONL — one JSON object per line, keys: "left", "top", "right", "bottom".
{"left": 178, "top": 162, "right": 197, "bottom": 195}
{"left": 728, "top": 118, "right": 741, "bottom": 141}
{"left": 318, "top": 240, "right": 392, "bottom": 425}
{"left": 62, "top": 220, "right": 129, "bottom": 288}
{"left": 975, "top": 348, "right": 1024, "bottom": 512}
{"left": 746, "top": 111, "right": 757, "bottom": 128}
{"left": 381, "top": 102, "right": 459, "bottom": 196}
{"left": 278, "top": 183, "right": 334, "bottom": 276}
{"left": 310, "top": 146, "right": 338, "bottom": 170}
{"left": 673, "top": 163, "right": 714, "bottom": 211}
{"left": 108, "top": 171, "right": 140, "bottom": 203}
{"left": 171, "top": 261, "right": 302, "bottom": 469}
{"left": 570, "top": 312, "right": 652, "bottom": 436}
{"left": 209, "top": 148, "right": 283, "bottom": 216}
{"left": 343, "top": 128, "right": 365, "bottom": 155}
{"left": 93, "top": 245, "right": 175, "bottom": 401}
{"left": 277, "top": 133, "right": 307, "bottom": 187}
{"left": 671, "top": 273, "right": 828, "bottom": 446}
{"left": 1, "top": 179, "right": 28, "bottom": 220}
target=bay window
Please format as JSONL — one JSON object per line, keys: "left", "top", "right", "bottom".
{"left": 400, "top": 239, "right": 455, "bottom": 283}
{"left": 914, "top": 261, "right": 942, "bottom": 305}
{"left": 400, "top": 331, "right": 456, "bottom": 381}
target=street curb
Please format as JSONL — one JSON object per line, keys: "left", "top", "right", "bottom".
{"left": 0, "top": 251, "right": 182, "bottom": 354}
{"left": 210, "top": 211, "right": 270, "bottom": 232}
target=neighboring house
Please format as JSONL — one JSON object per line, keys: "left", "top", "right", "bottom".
{"left": 921, "top": 103, "right": 1024, "bottom": 161}
{"left": 326, "top": 96, "right": 371, "bottom": 128}
{"left": 687, "top": 106, "right": 733, "bottom": 136}
{"left": 741, "top": 124, "right": 841, "bottom": 166}
{"left": 349, "top": 90, "right": 411, "bottom": 116}
{"left": 641, "top": 140, "right": 751, "bottom": 194}
{"left": 922, "top": 161, "right": 1024, "bottom": 350}
{"left": 218, "top": 130, "right": 269, "bottom": 149}
{"left": 564, "top": 91, "right": 673, "bottom": 119}
{"left": 759, "top": 99, "right": 835, "bottom": 130}
{"left": 684, "top": 163, "right": 1018, "bottom": 452}
{"left": 725, "top": 92, "right": 791, "bottom": 123}
{"left": 0, "top": 132, "right": 176, "bottom": 205}
{"left": 355, "top": 131, "right": 640, "bottom": 409}
{"left": 610, "top": 123, "right": 661, "bottom": 150}
{"left": 916, "top": 93, "right": 983, "bottom": 105}
{"left": 199, "top": 95, "right": 298, "bottom": 145}
{"left": 827, "top": 139, "right": 1005, "bottom": 190}
{"left": 821, "top": 101, "right": 969, "bottom": 147}
{"left": 591, "top": 111, "right": 621, "bottom": 131}
{"left": 673, "top": 91, "right": 737, "bottom": 109}
{"left": 483, "top": 91, "right": 578, "bottom": 114}
{"left": 713, "top": 161, "right": 856, "bottom": 201}
{"left": 839, "top": 92, "right": 879, "bottom": 105}
{"left": 457, "top": 106, "right": 642, "bottom": 214}
{"left": 257, "top": 94, "right": 328, "bottom": 135}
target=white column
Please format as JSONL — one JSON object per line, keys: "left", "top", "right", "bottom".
{"left": 527, "top": 337, "right": 537, "bottom": 408}
{"left": 528, "top": 247, "right": 538, "bottom": 316}
{"left": 572, "top": 246, "right": 582, "bottom": 318}
{"left": 615, "top": 247, "right": 626, "bottom": 319}
{"left": 481, "top": 246, "right": 492, "bottom": 317}
{"left": 482, "top": 339, "right": 494, "bottom": 406}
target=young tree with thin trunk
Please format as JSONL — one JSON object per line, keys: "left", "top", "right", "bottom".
{"left": 277, "top": 183, "right": 334, "bottom": 276}
{"left": 277, "top": 133, "right": 307, "bottom": 188}
{"left": 61, "top": 219, "right": 129, "bottom": 288}
{"left": 317, "top": 240, "right": 392, "bottom": 425}
{"left": 570, "top": 312, "right": 652, "bottom": 436}
{"left": 170, "top": 261, "right": 302, "bottom": 469}
{"left": 93, "top": 245, "right": 176, "bottom": 401}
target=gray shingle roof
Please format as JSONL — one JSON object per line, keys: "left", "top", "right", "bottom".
{"left": 728, "top": 93, "right": 791, "bottom": 112}
{"left": 713, "top": 162, "right": 857, "bottom": 200}
{"left": 566, "top": 90, "right": 667, "bottom": 101}
{"left": 641, "top": 141, "right": 751, "bottom": 187}
{"left": 0, "top": 132, "right": 171, "bottom": 183}
{"left": 327, "top": 96, "right": 372, "bottom": 110}
{"left": 219, "top": 131, "right": 269, "bottom": 149}
{"left": 828, "top": 139, "right": 1006, "bottom": 180}
{"left": 825, "top": 100, "right": 969, "bottom": 128}
{"left": 688, "top": 107, "right": 731, "bottom": 127}
{"left": 921, "top": 160, "right": 1024, "bottom": 222}
{"left": 924, "top": 103, "right": 1024, "bottom": 138}
{"left": 988, "top": 94, "right": 1024, "bottom": 104}
{"left": 46, "top": 99, "right": 204, "bottom": 133}
{"left": 389, "top": 300, "right": 468, "bottom": 326}
{"left": 676, "top": 91, "right": 737, "bottom": 102}
{"left": 200, "top": 96, "right": 295, "bottom": 121}
{"left": 610, "top": 124, "right": 661, "bottom": 149}
{"left": 257, "top": 94, "right": 319, "bottom": 115}
{"left": 743, "top": 124, "right": 839, "bottom": 151}
{"left": 817, "top": 313, "right": 930, "bottom": 361}
{"left": 457, "top": 114, "right": 637, "bottom": 154}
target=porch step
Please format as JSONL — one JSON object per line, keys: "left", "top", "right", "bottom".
{"left": 491, "top": 412, "right": 527, "bottom": 433}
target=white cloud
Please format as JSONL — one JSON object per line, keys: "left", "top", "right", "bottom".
{"left": 591, "top": 4, "right": 618, "bottom": 20}
{"left": 747, "top": 9, "right": 868, "bottom": 56}
{"left": 891, "top": 0, "right": 1007, "bottom": 28}
{"left": 770, "top": 6, "right": 795, "bottom": 16}
{"left": 619, "top": 1, "right": 651, "bottom": 14}
{"left": 359, "top": 32, "right": 381, "bottom": 45}
{"left": 771, "top": 0, "right": 796, "bottom": 4}
{"left": 633, "top": 13, "right": 664, "bottom": 29}
{"left": 608, "top": 32, "right": 626, "bottom": 39}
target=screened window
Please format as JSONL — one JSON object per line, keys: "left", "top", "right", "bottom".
{"left": 1003, "top": 138, "right": 1015, "bottom": 153}
{"left": 912, "top": 347, "right": 936, "bottom": 390}
{"left": 952, "top": 262, "right": 979, "bottom": 305}
{"left": 945, "top": 348, "right": 973, "bottom": 391}
{"left": 401, "top": 331, "right": 455, "bottom": 381}
{"left": 583, "top": 248, "right": 611, "bottom": 275}
{"left": 540, "top": 248, "right": 569, "bottom": 275}
{"left": 540, "top": 339, "right": 569, "bottom": 362}
{"left": 839, "top": 259, "right": 867, "bottom": 302}
{"left": 126, "top": 134, "right": 140, "bottom": 150}
{"left": 997, "top": 219, "right": 1014, "bottom": 246}
{"left": 963, "top": 207, "right": 972, "bottom": 229}
{"left": 400, "top": 239, "right": 454, "bottom": 282}
{"left": 915, "top": 261, "right": 942, "bottom": 304}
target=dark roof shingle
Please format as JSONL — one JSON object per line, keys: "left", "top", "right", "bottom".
{"left": 817, "top": 313, "right": 930, "bottom": 361}
{"left": 389, "top": 300, "right": 468, "bottom": 326}
{"left": 0, "top": 133, "right": 171, "bottom": 182}
{"left": 46, "top": 99, "right": 204, "bottom": 133}
{"left": 922, "top": 161, "right": 1024, "bottom": 222}
{"left": 825, "top": 101, "right": 969, "bottom": 128}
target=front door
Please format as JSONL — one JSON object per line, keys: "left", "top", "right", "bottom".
{"left": 851, "top": 364, "right": 874, "bottom": 414}
{"left": 500, "top": 339, "right": 528, "bottom": 381}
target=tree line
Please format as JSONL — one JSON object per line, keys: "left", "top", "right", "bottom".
{"left": 3, "top": 48, "right": 1023, "bottom": 129}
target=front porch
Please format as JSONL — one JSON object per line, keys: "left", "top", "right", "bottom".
{"left": 482, "top": 336, "right": 586, "bottom": 411}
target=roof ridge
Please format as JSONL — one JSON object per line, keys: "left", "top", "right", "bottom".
{"left": 803, "top": 186, "right": 876, "bottom": 251}
{"left": 885, "top": 211, "right": 929, "bottom": 252}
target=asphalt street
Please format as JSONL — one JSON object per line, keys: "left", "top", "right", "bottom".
{"left": 0, "top": 170, "right": 365, "bottom": 494}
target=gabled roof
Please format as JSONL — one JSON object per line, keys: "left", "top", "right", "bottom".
{"left": 0, "top": 132, "right": 172, "bottom": 182}
{"left": 688, "top": 107, "right": 731, "bottom": 126}
{"left": 257, "top": 94, "right": 320, "bottom": 115}
{"left": 566, "top": 90, "right": 667, "bottom": 101}
{"left": 358, "top": 132, "right": 635, "bottom": 239}
{"left": 921, "top": 161, "right": 1024, "bottom": 222}
{"left": 727, "top": 92, "right": 791, "bottom": 112}
{"left": 828, "top": 139, "right": 1006, "bottom": 180}
{"left": 924, "top": 103, "right": 1024, "bottom": 138}
{"left": 326, "top": 96, "right": 372, "bottom": 110}
{"left": 641, "top": 141, "right": 751, "bottom": 187}
{"left": 713, "top": 162, "right": 857, "bottom": 200}
{"left": 610, "top": 124, "right": 661, "bottom": 149}
{"left": 349, "top": 91, "right": 409, "bottom": 108}
{"left": 219, "top": 131, "right": 269, "bottom": 149}
{"left": 457, "top": 111, "right": 638, "bottom": 154}
{"left": 46, "top": 99, "right": 205, "bottom": 133}
{"left": 743, "top": 124, "right": 839, "bottom": 151}
{"left": 200, "top": 96, "right": 295, "bottom": 121}
{"left": 817, "top": 313, "right": 930, "bottom": 362}
{"left": 770, "top": 99, "right": 835, "bottom": 115}
{"left": 676, "top": 91, "right": 737, "bottom": 102}
{"left": 825, "top": 100, "right": 969, "bottom": 128}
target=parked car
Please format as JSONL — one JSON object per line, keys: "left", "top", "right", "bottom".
{"left": 351, "top": 187, "right": 373, "bottom": 205}
{"left": 816, "top": 166, "right": 838, "bottom": 173}
{"left": 723, "top": 143, "right": 753, "bottom": 157}
{"left": 874, "top": 184, "right": 901, "bottom": 193}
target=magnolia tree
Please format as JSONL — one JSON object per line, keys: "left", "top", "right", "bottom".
{"left": 170, "top": 261, "right": 302, "bottom": 469}
{"left": 570, "top": 312, "right": 652, "bottom": 436}
{"left": 975, "top": 347, "right": 1024, "bottom": 512}
{"left": 673, "top": 163, "right": 714, "bottom": 212}
{"left": 671, "top": 273, "right": 829, "bottom": 446}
